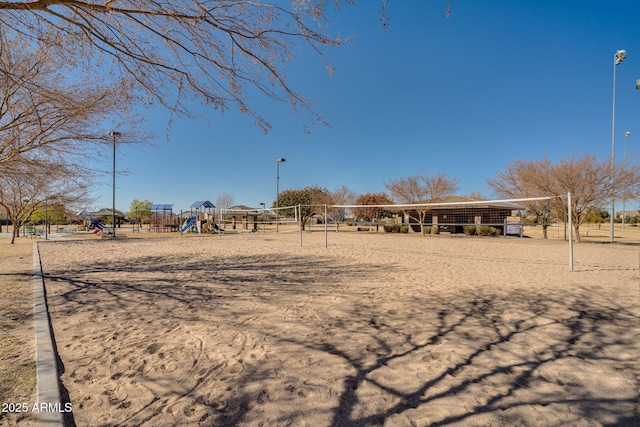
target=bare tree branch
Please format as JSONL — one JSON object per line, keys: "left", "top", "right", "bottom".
{"left": 487, "top": 155, "right": 640, "bottom": 242}
{"left": 0, "top": 0, "right": 379, "bottom": 131}
{"left": 0, "top": 33, "right": 139, "bottom": 166}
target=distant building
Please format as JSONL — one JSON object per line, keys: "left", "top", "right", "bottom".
{"left": 403, "top": 196, "right": 524, "bottom": 234}
{"left": 618, "top": 210, "right": 639, "bottom": 220}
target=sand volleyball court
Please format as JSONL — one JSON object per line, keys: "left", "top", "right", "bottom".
{"left": 38, "top": 232, "right": 640, "bottom": 426}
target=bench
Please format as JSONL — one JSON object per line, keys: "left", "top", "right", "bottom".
{"left": 357, "top": 227, "right": 371, "bottom": 232}
{"left": 25, "top": 227, "right": 43, "bottom": 238}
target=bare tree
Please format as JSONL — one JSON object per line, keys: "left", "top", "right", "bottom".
{"left": 215, "top": 192, "right": 235, "bottom": 225}
{"left": 0, "top": 158, "right": 92, "bottom": 243}
{"left": 384, "top": 171, "right": 459, "bottom": 234}
{"left": 487, "top": 159, "right": 555, "bottom": 238}
{"left": 329, "top": 185, "right": 356, "bottom": 231}
{"left": 215, "top": 192, "right": 236, "bottom": 211}
{"left": 0, "top": 1, "right": 398, "bottom": 132}
{"left": 488, "top": 155, "right": 640, "bottom": 242}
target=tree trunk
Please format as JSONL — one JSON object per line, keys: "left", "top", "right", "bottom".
{"left": 574, "top": 225, "right": 581, "bottom": 243}
{"left": 542, "top": 224, "right": 548, "bottom": 239}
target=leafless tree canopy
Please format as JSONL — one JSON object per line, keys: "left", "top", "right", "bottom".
{"left": 487, "top": 155, "right": 640, "bottom": 242}
{"left": 385, "top": 172, "right": 459, "bottom": 204}
{"left": 0, "top": 33, "right": 134, "bottom": 168}
{"left": 216, "top": 192, "right": 236, "bottom": 211}
{"left": 0, "top": 158, "right": 92, "bottom": 243}
{"left": 0, "top": 0, "right": 394, "bottom": 131}
{"left": 384, "top": 171, "right": 459, "bottom": 235}
{"left": 329, "top": 184, "right": 356, "bottom": 225}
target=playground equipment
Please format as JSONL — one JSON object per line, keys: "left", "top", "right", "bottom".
{"left": 180, "top": 216, "right": 197, "bottom": 233}
{"left": 91, "top": 218, "right": 109, "bottom": 234}
{"left": 149, "top": 204, "right": 175, "bottom": 232}
{"left": 180, "top": 201, "right": 216, "bottom": 233}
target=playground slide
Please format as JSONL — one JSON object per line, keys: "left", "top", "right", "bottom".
{"left": 180, "top": 216, "right": 196, "bottom": 233}
{"left": 91, "top": 218, "right": 107, "bottom": 234}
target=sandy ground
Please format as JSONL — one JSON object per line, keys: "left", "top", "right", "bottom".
{"left": 37, "top": 232, "right": 640, "bottom": 426}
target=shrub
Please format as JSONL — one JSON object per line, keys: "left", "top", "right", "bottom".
{"left": 474, "top": 226, "right": 502, "bottom": 236}
{"left": 383, "top": 224, "right": 405, "bottom": 233}
{"left": 463, "top": 226, "right": 476, "bottom": 236}
{"left": 431, "top": 225, "right": 440, "bottom": 235}
{"left": 423, "top": 226, "right": 431, "bottom": 235}
{"left": 476, "top": 226, "right": 493, "bottom": 236}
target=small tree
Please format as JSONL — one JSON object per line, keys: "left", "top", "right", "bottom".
{"left": 487, "top": 159, "right": 555, "bottom": 238}
{"left": 0, "top": 158, "right": 91, "bottom": 243}
{"left": 30, "top": 203, "right": 67, "bottom": 231}
{"left": 129, "top": 199, "right": 153, "bottom": 224}
{"left": 353, "top": 192, "right": 394, "bottom": 222}
{"left": 384, "top": 171, "right": 459, "bottom": 235}
{"left": 216, "top": 193, "right": 236, "bottom": 211}
{"left": 275, "top": 185, "right": 330, "bottom": 230}
{"left": 329, "top": 185, "right": 357, "bottom": 231}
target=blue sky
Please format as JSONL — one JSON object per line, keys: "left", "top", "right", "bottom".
{"left": 89, "top": 1, "right": 640, "bottom": 214}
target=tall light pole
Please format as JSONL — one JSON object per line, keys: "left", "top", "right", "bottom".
{"left": 110, "top": 131, "right": 121, "bottom": 238}
{"left": 275, "top": 158, "right": 285, "bottom": 233}
{"left": 610, "top": 49, "right": 626, "bottom": 243}
{"left": 259, "top": 202, "right": 265, "bottom": 232}
{"left": 622, "top": 131, "right": 631, "bottom": 229}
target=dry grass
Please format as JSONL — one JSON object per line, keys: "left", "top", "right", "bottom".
{"left": 0, "top": 238, "right": 37, "bottom": 426}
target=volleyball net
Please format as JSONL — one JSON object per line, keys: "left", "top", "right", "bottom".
{"left": 219, "top": 194, "right": 575, "bottom": 270}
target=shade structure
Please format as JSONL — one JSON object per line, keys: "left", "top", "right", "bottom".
{"left": 150, "top": 204, "right": 173, "bottom": 211}
{"left": 190, "top": 201, "right": 215, "bottom": 209}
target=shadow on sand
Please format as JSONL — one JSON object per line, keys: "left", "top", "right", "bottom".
{"left": 40, "top": 239, "right": 640, "bottom": 426}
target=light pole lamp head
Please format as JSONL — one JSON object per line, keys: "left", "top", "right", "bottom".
{"left": 625, "top": 131, "right": 632, "bottom": 137}
{"left": 277, "top": 158, "right": 286, "bottom": 163}
{"left": 615, "top": 49, "right": 626, "bottom": 65}
{"left": 109, "top": 131, "right": 122, "bottom": 138}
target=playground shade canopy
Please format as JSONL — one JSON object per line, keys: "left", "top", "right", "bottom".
{"left": 150, "top": 204, "right": 173, "bottom": 211}
{"left": 191, "top": 201, "right": 215, "bottom": 209}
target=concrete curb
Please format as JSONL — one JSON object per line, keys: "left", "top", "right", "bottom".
{"left": 33, "top": 242, "right": 64, "bottom": 426}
